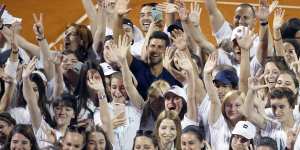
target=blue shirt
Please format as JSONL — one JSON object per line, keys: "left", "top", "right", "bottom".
{"left": 130, "top": 57, "right": 182, "bottom": 99}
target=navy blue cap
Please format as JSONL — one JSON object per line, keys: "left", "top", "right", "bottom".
{"left": 213, "top": 70, "right": 239, "bottom": 88}
{"left": 122, "top": 18, "right": 134, "bottom": 30}
{"left": 167, "top": 20, "right": 183, "bottom": 33}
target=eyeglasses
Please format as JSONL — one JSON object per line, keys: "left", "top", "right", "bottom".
{"left": 233, "top": 134, "right": 249, "bottom": 143}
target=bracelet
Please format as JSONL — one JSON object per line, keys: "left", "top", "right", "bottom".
{"left": 260, "top": 21, "right": 268, "bottom": 26}
{"left": 98, "top": 94, "right": 106, "bottom": 100}
{"left": 36, "top": 36, "right": 44, "bottom": 41}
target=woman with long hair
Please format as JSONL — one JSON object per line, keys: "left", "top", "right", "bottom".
{"left": 84, "top": 126, "right": 113, "bottom": 150}
{"left": 2, "top": 124, "right": 39, "bottom": 150}
{"left": 154, "top": 110, "right": 182, "bottom": 150}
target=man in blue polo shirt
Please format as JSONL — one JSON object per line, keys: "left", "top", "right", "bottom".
{"left": 128, "top": 31, "right": 181, "bottom": 99}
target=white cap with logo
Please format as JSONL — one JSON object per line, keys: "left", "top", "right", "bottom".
{"left": 100, "top": 62, "right": 117, "bottom": 76}
{"left": 163, "top": 85, "right": 187, "bottom": 101}
{"left": 231, "top": 26, "right": 249, "bottom": 41}
{"left": 232, "top": 121, "right": 256, "bottom": 139}
{"left": 2, "top": 10, "right": 22, "bottom": 25}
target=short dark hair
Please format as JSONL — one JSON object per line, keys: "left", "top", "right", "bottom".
{"left": 269, "top": 87, "right": 296, "bottom": 109}
{"left": 281, "top": 18, "right": 300, "bottom": 39}
{"left": 132, "top": 130, "right": 158, "bottom": 150}
{"left": 237, "top": 3, "right": 256, "bottom": 17}
{"left": 182, "top": 125, "right": 205, "bottom": 142}
{"left": 141, "top": 2, "right": 158, "bottom": 8}
{"left": 148, "top": 31, "right": 170, "bottom": 47}
{"left": 53, "top": 93, "right": 77, "bottom": 111}
{"left": 256, "top": 137, "right": 278, "bottom": 150}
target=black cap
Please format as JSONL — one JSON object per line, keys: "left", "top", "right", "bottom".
{"left": 0, "top": 112, "right": 16, "bottom": 125}
{"left": 167, "top": 20, "right": 183, "bottom": 33}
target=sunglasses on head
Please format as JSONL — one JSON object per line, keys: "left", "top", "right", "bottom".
{"left": 233, "top": 134, "right": 249, "bottom": 143}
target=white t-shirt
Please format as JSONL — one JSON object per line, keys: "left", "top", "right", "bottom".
{"left": 261, "top": 119, "right": 300, "bottom": 150}
{"left": 209, "top": 115, "right": 231, "bottom": 150}
{"left": 109, "top": 102, "right": 142, "bottom": 150}
{"left": 294, "top": 133, "right": 300, "bottom": 149}
{"left": 197, "top": 94, "right": 211, "bottom": 142}
{"left": 34, "top": 119, "right": 62, "bottom": 149}
{"left": 214, "top": 21, "right": 259, "bottom": 59}
{"left": 8, "top": 107, "right": 31, "bottom": 124}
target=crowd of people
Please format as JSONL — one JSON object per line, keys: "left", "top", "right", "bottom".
{"left": 0, "top": 0, "right": 300, "bottom": 149}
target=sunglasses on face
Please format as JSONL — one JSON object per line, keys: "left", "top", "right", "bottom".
{"left": 233, "top": 134, "right": 249, "bottom": 143}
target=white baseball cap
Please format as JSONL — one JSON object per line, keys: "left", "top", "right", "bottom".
{"left": 2, "top": 10, "right": 22, "bottom": 25}
{"left": 163, "top": 85, "right": 187, "bottom": 101}
{"left": 232, "top": 121, "right": 256, "bottom": 139}
{"left": 100, "top": 62, "right": 117, "bottom": 76}
{"left": 230, "top": 26, "right": 249, "bottom": 41}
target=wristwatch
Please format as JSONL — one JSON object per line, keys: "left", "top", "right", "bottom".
{"left": 98, "top": 94, "right": 106, "bottom": 100}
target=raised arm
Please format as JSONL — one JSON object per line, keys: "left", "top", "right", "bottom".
{"left": 1, "top": 26, "right": 40, "bottom": 58}
{"left": 243, "top": 78, "right": 267, "bottom": 129}
{"left": 203, "top": 0, "right": 226, "bottom": 33}
{"left": 113, "top": 35, "right": 145, "bottom": 109}
{"left": 22, "top": 57, "right": 42, "bottom": 130}
{"left": 273, "top": 8, "right": 285, "bottom": 56}
{"left": 33, "top": 13, "right": 54, "bottom": 80}
{"left": 237, "top": 28, "right": 257, "bottom": 94}
{"left": 92, "top": 2, "right": 106, "bottom": 53}
{"left": 185, "top": 2, "right": 215, "bottom": 53}
{"left": 50, "top": 53, "right": 64, "bottom": 98}
{"left": 177, "top": 51, "right": 197, "bottom": 122}
{"left": 0, "top": 31, "right": 19, "bottom": 112}
{"left": 203, "top": 53, "right": 221, "bottom": 125}
{"left": 0, "top": 71, "right": 15, "bottom": 112}
{"left": 86, "top": 69, "right": 114, "bottom": 143}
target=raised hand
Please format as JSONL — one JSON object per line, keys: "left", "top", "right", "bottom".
{"left": 163, "top": 46, "right": 176, "bottom": 69}
{"left": 236, "top": 27, "right": 257, "bottom": 50}
{"left": 203, "top": 53, "right": 218, "bottom": 74}
{"left": 286, "top": 126, "right": 300, "bottom": 149}
{"left": 0, "top": 68, "right": 13, "bottom": 84}
{"left": 10, "top": 25, "right": 18, "bottom": 54}
{"left": 178, "top": 1, "right": 188, "bottom": 22}
{"left": 22, "top": 57, "right": 37, "bottom": 79}
{"left": 273, "top": 8, "right": 285, "bottom": 30}
{"left": 114, "top": 0, "right": 131, "bottom": 16}
{"left": 257, "top": 0, "right": 269, "bottom": 21}
{"left": 49, "top": 52, "right": 64, "bottom": 65}
{"left": 248, "top": 77, "right": 268, "bottom": 91}
{"left": 87, "top": 71, "right": 105, "bottom": 92}
{"left": 189, "top": 2, "right": 202, "bottom": 26}
{"left": 269, "top": 0, "right": 279, "bottom": 14}
{"left": 171, "top": 29, "right": 187, "bottom": 51}
{"left": 156, "top": 2, "right": 179, "bottom": 14}
{"left": 177, "top": 51, "right": 193, "bottom": 72}
{"left": 32, "top": 13, "right": 44, "bottom": 39}
{"left": 111, "top": 35, "right": 130, "bottom": 63}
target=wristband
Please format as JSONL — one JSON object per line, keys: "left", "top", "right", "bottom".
{"left": 36, "top": 36, "right": 44, "bottom": 41}
{"left": 98, "top": 94, "right": 106, "bottom": 100}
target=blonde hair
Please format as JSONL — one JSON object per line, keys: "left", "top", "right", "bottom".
{"left": 154, "top": 110, "right": 182, "bottom": 150}
{"left": 147, "top": 80, "right": 170, "bottom": 97}
{"left": 221, "top": 90, "right": 246, "bottom": 129}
